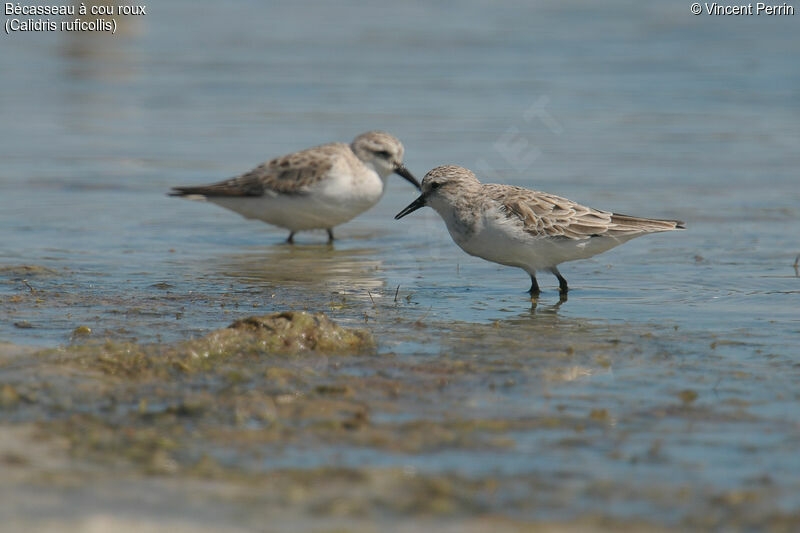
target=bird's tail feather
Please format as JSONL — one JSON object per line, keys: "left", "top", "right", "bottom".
{"left": 169, "top": 186, "right": 207, "bottom": 197}
{"left": 610, "top": 213, "right": 685, "bottom": 233}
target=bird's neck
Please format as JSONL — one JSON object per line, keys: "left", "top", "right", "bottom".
{"left": 435, "top": 196, "right": 481, "bottom": 241}
{"left": 362, "top": 160, "right": 392, "bottom": 181}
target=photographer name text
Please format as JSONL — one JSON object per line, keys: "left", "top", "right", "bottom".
{"left": 691, "top": 2, "right": 794, "bottom": 15}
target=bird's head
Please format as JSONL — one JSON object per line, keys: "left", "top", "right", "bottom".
{"left": 350, "top": 131, "right": 419, "bottom": 189}
{"left": 395, "top": 165, "right": 480, "bottom": 219}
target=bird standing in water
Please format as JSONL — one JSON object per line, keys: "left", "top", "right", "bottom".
{"left": 171, "top": 131, "right": 420, "bottom": 244}
{"left": 396, "top": 165, "right": 684, "bottom": 296}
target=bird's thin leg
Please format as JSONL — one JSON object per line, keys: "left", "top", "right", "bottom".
{"left": 550, "top": 267, "right": 568, "bottom": 294}
{"left": 286, "top": 232, "right": 295, "bottom": 244}
{"left": 326, "top": 228, "right": 335, "bottom": 244}
{"left": 528, "top": 274, "right": 540, "bottom": 296}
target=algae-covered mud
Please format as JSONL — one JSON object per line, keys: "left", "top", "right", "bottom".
{"left": 2, "top": 278, "right": 799, "bottom": 530}
{"left": 3, "top": 0, "right": 800, "bottom": 531}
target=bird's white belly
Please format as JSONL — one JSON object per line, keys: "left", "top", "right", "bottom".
{"left": 452, "top": 215, "right": 632, "bottom": 273}
{"left": 208, "top": 170, "right": 384, "bottom": 231}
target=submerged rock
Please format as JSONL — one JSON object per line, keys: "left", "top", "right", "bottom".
{"left": 71, "top": 326, "right": 92, "bottom": 337}
{"left": 195, "top": 311, "right": 374, "bottom": 357}
{"left": 37, "top": 311, "right": 374, "bottom": 380}
{"left": 0, "top": 265, "right": 59, "bottom": 278}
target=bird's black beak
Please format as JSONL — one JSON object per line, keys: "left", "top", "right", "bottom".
{"left": 393, "top": 165, "right": 421, "bottom": 190}
{"left": 395, "top": 194, "right": 426, "bottom": 220}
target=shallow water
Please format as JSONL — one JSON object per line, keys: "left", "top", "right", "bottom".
{"left": 1, "top": 0, "right": 799, "bottom": 529}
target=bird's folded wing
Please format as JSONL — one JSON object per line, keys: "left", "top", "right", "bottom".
{"left": 494, "top": 186, "right": 682, "bottom": 239}
{"left": 170, "top": 143, "right": 344, "bottom": 197}
{"left": 492, "top": 186, "right": 626, "bottom": 239}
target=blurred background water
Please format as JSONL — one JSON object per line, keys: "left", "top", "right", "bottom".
{"left": 1, "top": 0, "right": 799, "bottom": 528}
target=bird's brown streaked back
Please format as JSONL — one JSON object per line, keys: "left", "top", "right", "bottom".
{"left": 169, "top": 143, "right": 351, "bottom": 198}
{"left": 490, "top": 185, "right": 684, "bottom": 240}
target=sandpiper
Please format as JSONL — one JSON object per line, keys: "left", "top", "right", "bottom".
{"left": 395, "top": 165, "right": 684, "bottom": 295}
{"left": 170, "top": 131, "right": 420, "bottom": 243}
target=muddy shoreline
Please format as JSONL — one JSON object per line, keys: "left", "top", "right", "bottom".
{"left": 3, "top": 277, "right": 799, "bottom": 531}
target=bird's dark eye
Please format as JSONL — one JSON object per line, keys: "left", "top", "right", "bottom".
{"left": 375, "top": 150, "right": 391, "bottom": 159}
{"left": 430, "top": 182, "right": 441, "bottom": 190}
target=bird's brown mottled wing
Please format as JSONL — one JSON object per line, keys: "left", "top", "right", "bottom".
{"left": 170, "top": 143, "right": 347, "bottom": 197}
{"left": 489, "top": 185, "right": 682, "bottom": 239}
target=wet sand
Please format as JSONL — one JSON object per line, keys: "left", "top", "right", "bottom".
{"left": 2, "top": 270, "right": 799, "bottom": 530}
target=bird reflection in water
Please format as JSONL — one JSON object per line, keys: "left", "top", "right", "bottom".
{"left": 212, "top": 245, "right": 386, "bottom": 297}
